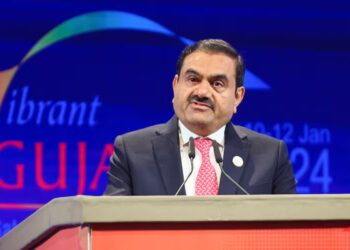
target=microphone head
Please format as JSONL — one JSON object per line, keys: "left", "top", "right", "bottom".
{"left": 213, "top": 140, "right": 223, "bottom": 163}
{"left": 188, "top": 137, "right": 195, "bottom": 159}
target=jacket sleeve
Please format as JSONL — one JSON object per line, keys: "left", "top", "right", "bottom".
{"left": 103, "top": 135, "right": 132, "bottom": 195}
{"left": 272, "top": 140, "right": 297, "bottom": 194}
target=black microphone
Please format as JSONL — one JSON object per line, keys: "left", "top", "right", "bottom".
{"left": 175, "top": 137, "right": 195, "bottom": 196}
{"left": 212, "top": 140, "right": 250, "bottom": 195}
{"left": 188, "top": 136, "right": 195, "bottom": 159}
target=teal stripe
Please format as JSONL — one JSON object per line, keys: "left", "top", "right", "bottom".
{"left": 18, "top": 10, "right": 270, "bottom": 90}
{"left": 22, "top": 11, "right": 176, "bottom": 63}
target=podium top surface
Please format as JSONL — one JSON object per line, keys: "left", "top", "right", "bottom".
{"left": 1, "top": 194, "right": 350, "bottom": 249}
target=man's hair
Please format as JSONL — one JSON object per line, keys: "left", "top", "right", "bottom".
{"left": 176, "top": 39, "right": 245, "bottom": 87}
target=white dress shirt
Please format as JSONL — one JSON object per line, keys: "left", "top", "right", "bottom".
{"left": 178, "top": 121, "right": 225, "bottom": 196}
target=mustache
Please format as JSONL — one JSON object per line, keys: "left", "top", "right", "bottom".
{"left": 188, "top": 95, "right": 215, "bottom": 110}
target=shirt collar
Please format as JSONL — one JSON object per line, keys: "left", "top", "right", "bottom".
{"left": 178, "top": 120, "right": 225, "bottom": 147}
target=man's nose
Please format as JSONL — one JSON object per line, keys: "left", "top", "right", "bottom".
{"left": 194, "top": 81, "right": 212, "bottom": 98}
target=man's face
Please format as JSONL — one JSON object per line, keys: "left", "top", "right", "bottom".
{"left": 172, "top": 50, "right": 245, "bottom": 136}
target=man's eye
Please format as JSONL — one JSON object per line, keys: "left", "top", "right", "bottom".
{"left": 213, "top": 81, "right": 224, "bottom": 88}
{"left": 189, "top": 77, "right": 197, "bottom": 82}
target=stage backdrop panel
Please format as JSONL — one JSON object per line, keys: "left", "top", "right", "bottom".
{"left": 0, "top": 0, "right": 349, "bottom": 236}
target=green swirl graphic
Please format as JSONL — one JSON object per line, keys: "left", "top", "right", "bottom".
{"left": 0, "top": 10, "right": 270, "bottom": 110}
{"left": 0, "top": 11, "right": 182, "bottom": 109}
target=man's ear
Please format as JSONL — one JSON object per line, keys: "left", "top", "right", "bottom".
{"left": 233, "top": 86, "right": 245, "bottom": 114}
{"left": 172, "top": 74, "right": 178, "bottom": 90}
{"left": 172, "top": 74, "right": 178, "bottom": 104}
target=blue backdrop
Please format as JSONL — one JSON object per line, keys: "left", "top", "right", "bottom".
{"left": 1, "top": 0, "right": 349, "bottom": 236}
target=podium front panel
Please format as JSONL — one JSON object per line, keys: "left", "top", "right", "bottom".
{"left": 91, "top": 221, "right": 350, "bottom": 250}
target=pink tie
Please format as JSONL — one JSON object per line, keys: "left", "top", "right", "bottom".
{"left": 194, "top": 138, "right": 219, "bottom": 195}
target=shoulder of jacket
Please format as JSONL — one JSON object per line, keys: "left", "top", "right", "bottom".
{"left": 234, "top": 124, "right": 281, "bottom": 144}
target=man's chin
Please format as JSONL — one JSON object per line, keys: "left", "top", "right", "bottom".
{"left": 187, "top": 117, "right": 212, "bottom": 128}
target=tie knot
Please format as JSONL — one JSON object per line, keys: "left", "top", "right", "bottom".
{"left": 194, "top": 138, "right": 212, "bottom": 154}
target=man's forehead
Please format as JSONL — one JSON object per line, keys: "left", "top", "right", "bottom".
{"left": 181, "top": 51, "right": 237, "bottom": 77}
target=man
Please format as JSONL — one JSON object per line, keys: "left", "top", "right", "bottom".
{"left": 104, "top": 39, "right": 296, "bottom": 196}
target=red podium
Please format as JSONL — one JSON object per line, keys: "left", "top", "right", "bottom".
{"left": 1, "top": 195, "right": 350, "bottom": 249}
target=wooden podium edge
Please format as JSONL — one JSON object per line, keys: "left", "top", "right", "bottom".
{"left": 0, "top": 197, "right": 83, "bottom": 250}
{"left": 1, "top": 194, "right": 350, "bottom": 249}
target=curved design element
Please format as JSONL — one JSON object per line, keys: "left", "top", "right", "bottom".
{"left": 21, "top": 11, "right": 177, "bottom": 64}
{"left": 245, "top": 71, "right": 271, "bottom": 90}
{"left": 0, "top": 10, "right": 270, "bottom": 109}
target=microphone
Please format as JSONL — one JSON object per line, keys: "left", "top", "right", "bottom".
{"left": 188, "top": 136, "right": 195, "bottom": 159}
{"left": 212, "top": 140, "right": 250, "bottom": 195}
{"left": 175, "top": 137, "right": 195, "bottom": 196}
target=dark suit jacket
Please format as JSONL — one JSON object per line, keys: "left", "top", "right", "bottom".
{"left": 104, "top": 116, "right": 297, "bottom": 195}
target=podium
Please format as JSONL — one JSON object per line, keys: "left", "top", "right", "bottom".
{"left": 1, "top": 194, "right": 350, "bottom": 249}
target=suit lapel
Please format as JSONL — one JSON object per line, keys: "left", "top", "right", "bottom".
{"left": 219, "top": 123, "right": 250, "bottom": 194}
{"left": 152, "top": 116, "right": 185, "bottom": 195}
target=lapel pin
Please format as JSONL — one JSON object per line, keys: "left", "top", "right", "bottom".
{"left": 232, "top": 156, "right": 243, "bottom": 167}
